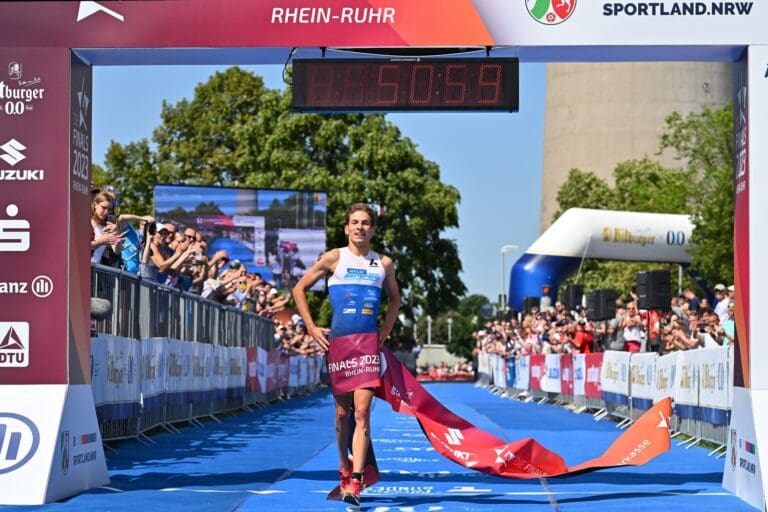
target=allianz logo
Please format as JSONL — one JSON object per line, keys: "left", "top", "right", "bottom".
{"left": 0, "top": 413, "right": 40, "bottom": 475}
{"left": 0, "top": 275, "right": 54, "bottom": 298}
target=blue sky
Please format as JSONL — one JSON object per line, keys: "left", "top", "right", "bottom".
{"left": 93, "top": 63, "right": 547, "bottom": 302}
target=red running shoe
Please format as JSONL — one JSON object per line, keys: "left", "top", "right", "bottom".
{"left": 339, "top": 465, "right": 352, "bottom": 495}
{"left": 341, "top": 477, "right": 364, "bottom": 506}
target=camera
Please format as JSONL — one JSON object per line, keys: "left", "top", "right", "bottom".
{"left": 698, "top": 325, "right": 708, "bottom": 333}
{"left": 106, "top": 214, "right": 116, "bottom": 224}
{"left": 143, "top": 221, "right": 157, "bottom": 237}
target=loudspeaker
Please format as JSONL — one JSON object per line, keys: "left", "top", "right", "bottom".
{"left": 564, "top": 284, "right": 584, "bottom": 311}
{"left": 636, "top": 270, "right": 671, "bottom": 310}
{"left": 587, "top": 288, "right": 618, "bottom": 321}
{"left": 522, "top": 296, "right": 540, "bottom": 315}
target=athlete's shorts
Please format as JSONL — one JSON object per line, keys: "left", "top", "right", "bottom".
{"left": 327, "top": 332, "right": 382, "bottom": 395}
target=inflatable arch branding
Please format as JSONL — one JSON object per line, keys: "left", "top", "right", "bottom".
{"left": 508, "top": 208, "right": 694, "bottom": 311}
{"left": 0, "top": 1, "right": 766, "bottom": 508}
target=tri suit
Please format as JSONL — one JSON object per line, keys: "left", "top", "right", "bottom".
{"left": 326, "top": 247, "right": 387, "bottom": 394}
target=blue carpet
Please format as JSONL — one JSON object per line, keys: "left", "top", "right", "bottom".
{"left": 0, "top": 384, "right": 756, "bottom": 512}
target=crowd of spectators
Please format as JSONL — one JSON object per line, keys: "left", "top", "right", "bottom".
{"left": 472, "top": 284, "right": 736, "bottom": 368}
{"left": 90, "top": 185, "right": 299, "bottom": 348}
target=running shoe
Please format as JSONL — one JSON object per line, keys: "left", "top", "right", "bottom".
{"left": 339, "top": 465, "right": 352, "bottom": 495}
{"left": 341, "top": 477, "right": 364, "bottom": 506}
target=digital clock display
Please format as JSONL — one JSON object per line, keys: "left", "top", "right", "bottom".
{"left": 292, "top": 58, "right": 519, "bottom": 112}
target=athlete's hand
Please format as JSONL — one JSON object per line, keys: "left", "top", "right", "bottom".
{"left": 378, "top": 329, "right": 390, "bottom": 348}
{"left": 308, "top": 325, "right": 330, "bottom": 350}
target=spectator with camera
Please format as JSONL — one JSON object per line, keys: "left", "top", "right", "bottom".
{"left": 90, "top": 192, "right": 125, "bottom": 266}
{"left": 621, "top": 301, "right": 646, "bottom": 352}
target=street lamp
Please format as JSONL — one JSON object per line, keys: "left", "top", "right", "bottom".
{"left": 446, "top": 317, "right": 453, "bottom": 343}
{"left": 426, "top": 315, "right": 432, "bottom": 345}
{"left": 500, "top": 244, "right": 519, "bottom": 313}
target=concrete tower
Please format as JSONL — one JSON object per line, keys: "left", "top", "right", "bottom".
{"left": 540, "top": 62, "right": 732, "bottom": 232}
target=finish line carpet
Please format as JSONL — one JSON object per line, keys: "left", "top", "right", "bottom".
{"left": 0, "top": 383, "right": 755, "bottom": 512}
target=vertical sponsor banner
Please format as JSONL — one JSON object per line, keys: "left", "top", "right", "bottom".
{"left": 584, "top": 353, "right": 603, "bottom": 398}
{"left": 514, "top": 356, "right": 529, "bottom": 390}
{"left": 165, "top": 339, "right": 185, "bottom": 408}
{"left": 493, "top": 354, "right": 507, "bottom": 389}
{"left": 477, "top": 352, "right": 490, "bottom": 382}
{"left": 724, "top": 387, "right": 764, "bottom": 510}
{"left": 541, "top": 354, "right": 561, "bottom": 394}
{"left": 257, "top": 346, "right": 268, "bottom": 393}
{"left": 67, "top": 53, "right": 92, "bottom": 386}
{"left": 673, "top": 349, "right": 700, "bottom": 420}
{"left": 573, "top": 354, "right": 586, "bottom": 396}
{"left": 212, "top": 345, "right": 227, "bottom": 400}
{"left": 629, "top": 352, "right": 657, "bottom": 411}
{"left": 298, "top": 355, "right": 309, "bottom": 388}
{"left": 266, "top": 349, "right": 279, "bottom": 392}
{"left": 600, "top": 351, "right": 630, "bottom": 405}
{"left": 529, "top": 354, "right": 544, "bottom": 390}
{"left": 278, "top": 353, "right": 290, "bottom": 390}
{"left": 698, "top": 347, "right": 730, "bottom": 425}
{"left": 190, "top": 342, "right": 206, "bottom": 404}
{"left": 654, "top": 351, "right": 679, "bottom": 404}
{"left": 140, "top": 338, "right": 166, "bottom": 414}
{"left": 0, "top": 48, "right": 70, "bottom": 385}
{"left": 90, "top": 335, "right": 139, "bottom": 422}
{"left": 288, "top": 355, "right": 299, "bottom": 388}
{"left": 559, "top": 355, "right": 573, "bottom": 396}
{"left": 228, "top": 347, "right": 245, "bottom": 399}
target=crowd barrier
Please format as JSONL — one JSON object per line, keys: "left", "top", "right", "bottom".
{"left": 478, "top": 346, "right": 733, "bottom": 454}
{"left": 91, "top": 334, "right": 323, "bottom": 441}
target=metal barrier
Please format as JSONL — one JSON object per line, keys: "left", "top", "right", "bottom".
{"left": 91, "top": 264, "right": 274, "bottom": 349}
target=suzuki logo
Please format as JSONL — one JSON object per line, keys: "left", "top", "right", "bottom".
{"left": 0, "top": 204, "right": 30, "bottom": 252}
{"left": 0, "top": 413, "right": 40, "bottom": 474}
{"left": 0, "top": 139, "right": 26, "bottom": 166}
{"left": 445, "top": 428, "right": 464, "bottom": 446}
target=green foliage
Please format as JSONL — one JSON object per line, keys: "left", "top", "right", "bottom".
{"left": 554, "top": 103, "right": 734, "bottom": 290}
{"left": 98, "top": 67, "right": 465, "bottom": 324}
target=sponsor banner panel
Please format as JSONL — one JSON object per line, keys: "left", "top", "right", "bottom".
{"left": 699, "top": 346, "right": 730, "bottom": 410}
{"left": 89, "top": 335, "right": 139, "bottom": 421}
{"left": 600, "top": 350, "right": 630, "bottom": 403}
{"left": 140, "top": 338, "right": 166, "bottom": 412}
{"left": 629, "top": 352, "right": 657, "bottom": 411}
{"left": 212, "top": 345, "right": 227, "bottom": 399}
{"left": 298, "top": 355, "right": 309, "bottom": 388}
{"left": 166, "top": 339, "right": 191, "bottom": 406}
{"left": 493, "top": 354, "right": 507, "bottom": 389}
{"left": 560, "top": 354, "right": 574, "bottom": 395}
{"left": 723, "top": 387, "right": 764, "bottom": 510}
{"left": 0, "top": 384, "right": 108, "bottom": 505}
{"left": 573, "top": 354, "right": 586, "bottom": 396}
{"left": 541, "top": 354, "right": 561, "bottom": 394}
{"left": 289, "top": 355, "right": 299, "bottom": 388}
{"left": 654, "top": 351, "right": 679, "bottom": 404}
{"left": 0, "top": 48, "right": 71, "bottom": 385}
{"left": 478, "top": 352, "right": 489, "bottom": 380}
{"left": 246, "top": 347, "right": 258, "bottom": 393}
{"left": 257, "top": 346, "right": 268, "bottom": 393}
{"left": 584, "top": 353, "right": 603, "bottom": 398}
{"left": 529, "top": 354, "right": 545, "bottom": 391}
{"left": 673, "top": 349, "right": 700, "bottom": 419}
{"left": 514, "top": 356, "right": 530, "bottom": 390}
{"left": 228, "top": 347, "right": 246, "bottom": 398}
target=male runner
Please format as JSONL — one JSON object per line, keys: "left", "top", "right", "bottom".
{"left": 293, "top": 203, "right": 400, "bottom": 506}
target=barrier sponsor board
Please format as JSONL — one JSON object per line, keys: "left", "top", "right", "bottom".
{"left": 541, "top": 354, "right": 561, "bottom": 394}
{"left": 724, "top": 387, "right": 764, "bottom": 510}
{"left": 601, "top": 351, "right": 630, "bottom": 404}
{"left": 655, "top": 351, "right": 679, "bottom": 404}
{"left": 0, "top": 385, "right": 108, "bottom": 505}
{"left": 514, "top": 356, "right": 529, "bottom": 390}
{"left": 573, "top": 354, "right": 586, "bottom": 396}
{"left": 90, "top": 335, "right": 140, "bottom": 422}
{"left": 585, "top": 353, "right": 603, "bottom": 398}
{"left": 141, "top": 338, "right": 166, "bottom": 412}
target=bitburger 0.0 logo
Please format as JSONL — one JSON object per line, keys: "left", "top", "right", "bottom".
{"left": 526, "top": 0, "right": 576, "bottom": 25}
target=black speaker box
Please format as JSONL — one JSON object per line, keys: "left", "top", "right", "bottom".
{"left": 564, "top": 284, "right": 584, "bottom": 311}
{"left": 522, "top": 296, "right": 540, "bottom": 315}
{"left": 587, "top": 288, "right": 618, "bottom": 321}
{"left": 636, "top": 270, "right": 671, "bottom": 310}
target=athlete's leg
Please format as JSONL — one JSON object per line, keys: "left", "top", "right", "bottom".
{"left": 333, "top": 392, "right": 353, "bottom": 470}
{"left": 350, "top": 387, "right": 375, "bottom": 474}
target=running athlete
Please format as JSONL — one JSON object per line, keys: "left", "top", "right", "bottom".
{"left": 292, "top": 203, "right": 400, "bottom": 506}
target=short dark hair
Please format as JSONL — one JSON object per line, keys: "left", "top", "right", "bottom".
{"left": 344, "top": 203, "right": 377, "bottom": 227}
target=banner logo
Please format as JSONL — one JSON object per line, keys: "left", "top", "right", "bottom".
{"left": 0, "top": 204, "right": 30, "bottom": 252}
{"left": 60, "top": 431, "right": 70, "bottom": 475}
{"left": 0, "top": 139, "right": 26, "bottom": 166}
{"left": 0, "top": 412, "right": 40, "bottom": 474}
{"left": 77, "top": 1, "right": 125, "bottom": 23}
{"left": 0, "top": 322, "right": 29, "bottom": 367}
{"left": 527, "top": 0, "right": 576, "bottom": 25}
{"left": 7, "top": 62, "right": 21, "bottom": 80}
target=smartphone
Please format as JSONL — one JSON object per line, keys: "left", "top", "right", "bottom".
{"left": 107, "top": 214, "right": 116, "bottom": 224}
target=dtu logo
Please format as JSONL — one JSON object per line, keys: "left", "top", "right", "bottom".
{"left": 527, "top": 0, "right": 576, "bottom": 25}
{"left": 0, "top": 413, "right": 40, "bottom": 474}
{"left": 0, "top": 139, "right": 26, "bottom": 166}
{"left": 77, "top": 1, "right": 125, "bottom": 22}
{"left": 0, "top": 322, "right": 29, "bottom": 367}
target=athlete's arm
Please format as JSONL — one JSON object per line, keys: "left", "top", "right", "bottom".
{"left": 292, "top": 249, "right": 339, "bottom": 350}
{"left": 378, "top": 255, "right": 401, "bottom": 346}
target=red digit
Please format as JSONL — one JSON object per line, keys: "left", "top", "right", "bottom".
{"left": 478, "top": 64, "right": 502, "bottom": 104}
{"left": 444, "top": 64, "right": 466, "bottom": 104}
{"left": 376, "top": 64, "right": 399, "bottom": 105}
{"left": 309, "top": 64, "right": 333, "bottom": 105}
{"left": 409, "top": 64, "right": 433, "bottom": 104}
{"left": 343, "top": 64, "right": 366, "bottom": 106}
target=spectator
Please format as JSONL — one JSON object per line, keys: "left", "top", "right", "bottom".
{"left": 90, "top": 192, "right": 124, "bottom": 266}
{"left": 621, "top": 301, "right": 646, "bottom": 352}
{"left": 713, "top": 283, "right": 730, "bottom": 323}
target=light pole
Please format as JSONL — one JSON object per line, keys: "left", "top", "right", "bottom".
{"left": 446, "top": 317, "right": 453, "bottom": 344}
{"left": 426, "top": 315, "right": 432, "bottom": 345}
{"left": 500, "top": 245, "right": 518, "bottom": 313}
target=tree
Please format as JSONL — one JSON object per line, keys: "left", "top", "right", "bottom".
{"left": 99, "top": 67, "right": 466, "bottom": 324}
{"left": 660, "top": 104, "right": 734, "bottom": 284}
{"left": 552, "top": 168, "right": 614, "bottom": 222}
